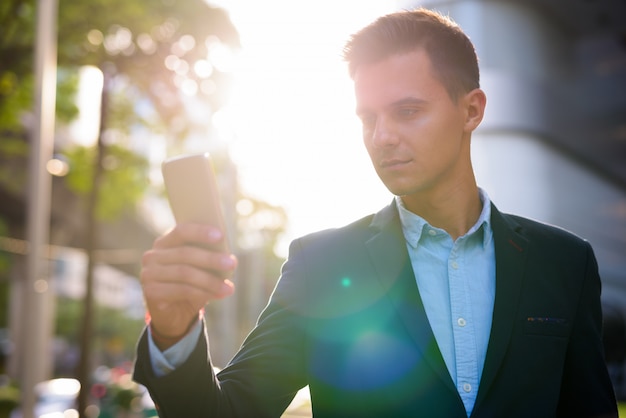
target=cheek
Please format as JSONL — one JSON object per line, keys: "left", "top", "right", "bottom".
{"left": 364, "top": 144, "right": 378, "bottom": 168}
{"left": 410, "top": 115, "right": 461, "bottom": 149}
{"left": 362, "top": 132, "right": 376, "bottom": 157}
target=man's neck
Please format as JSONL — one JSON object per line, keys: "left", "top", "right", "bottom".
{"left": 401, "top": 184, "right": 482, "bottom": 241}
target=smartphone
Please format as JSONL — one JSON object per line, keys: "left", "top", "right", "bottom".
{"left": 161, "top": 153, "right": 229, "bottom": 251}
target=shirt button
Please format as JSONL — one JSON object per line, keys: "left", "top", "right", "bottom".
{"left": 451, "top": 261, "right": 459, "bottom": 269}
{"left": 428, "top": 229, "right": 437, "bottom": 236}
{"left": 463, "top": 383, "right": 472, "bottom": 393}
{"left": 457, "top": 317, "right": 467, "bottom": 327}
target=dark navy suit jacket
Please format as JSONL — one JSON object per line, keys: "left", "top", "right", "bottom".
{"left": 134, "top": 202, "right": 617, "bottom": 417}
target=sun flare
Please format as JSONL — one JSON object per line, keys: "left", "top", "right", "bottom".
{"left": 210, "top": 0, "right": 395, "bottom": 251}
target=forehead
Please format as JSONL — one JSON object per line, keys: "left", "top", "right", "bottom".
{"left": 353, "top": 49, "right": 448, "bottom": 111}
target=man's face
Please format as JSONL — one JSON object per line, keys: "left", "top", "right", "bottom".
{"left": 354, "top": 49, "right": 474, "bottom": 199}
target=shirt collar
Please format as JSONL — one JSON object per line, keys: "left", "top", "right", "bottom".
{"left": 396, "top": 188, "right": 493, "bottom": 248}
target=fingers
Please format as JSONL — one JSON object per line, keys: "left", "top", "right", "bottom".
{"left": 144, "top": 222, "right": 236, "bottom": 282}
{"left": 141, "top": 260, "right": 235, "bottom": 339}
{"left": 140, "top": 223, "right": 238, "bottom": 336}
{"left": 154, "top": 223, "right": 226, "bottom": 250}
{"left": 143, "top": 245, "right": 236, "bottom": 277}
{"left": 141, "top": 261, "right": 235, "bottom": 300}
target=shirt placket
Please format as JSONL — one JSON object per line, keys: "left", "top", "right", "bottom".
{"left": 449, "top": 239, "right": 478, "bottom": 414}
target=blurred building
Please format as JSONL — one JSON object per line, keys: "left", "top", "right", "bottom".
{"left": 401, "top": 0, "right": 626, "bottom": 396}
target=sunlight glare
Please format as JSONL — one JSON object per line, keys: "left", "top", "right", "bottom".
{"left": 209, "top": 0, "right": 396, "bottom": 251}
{"left": 68, "top": 66, "right": 103, "bottom": 147}
{"left": 194, "top": 59, "right": 214, "bottom": 78}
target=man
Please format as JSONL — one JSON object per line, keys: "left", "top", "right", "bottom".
{"left": 133, "top": 8, "right": 618, "bottom": 417}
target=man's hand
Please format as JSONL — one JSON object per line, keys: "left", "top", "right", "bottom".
{"left": 140, "top": 223, "right": 237, "bottom": 347}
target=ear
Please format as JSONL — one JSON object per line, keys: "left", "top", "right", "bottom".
{"left": 463, "top": 88, "right": 486, "bottom": 133}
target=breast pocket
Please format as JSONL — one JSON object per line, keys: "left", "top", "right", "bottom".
{"left": 523, "top": 317, "right": 571, "bottom": 338}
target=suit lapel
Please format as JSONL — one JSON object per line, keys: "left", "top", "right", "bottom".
{"left": 365, "top": 203, "right": 457, "bottom": 394}
{"left": 474, "top": 205, "right": 529, "bottom": 410}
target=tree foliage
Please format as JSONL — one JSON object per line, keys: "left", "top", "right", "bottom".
{"left": 0, "top": 0, "right": 241, "bottom": 210}
{"left": 0, "top": 0, "right": 239, "bottom": 134}
{"left": 58, "top": 0, "right": 240, "bottom": 215}
{"left": 0, "top": 1, "right": 79, "bottom": 135}
{"left": 57, "top": 0, "right": 240, "bottom": 139}
{"left": 64, "top": 144, "right": 150, "bottom": 221}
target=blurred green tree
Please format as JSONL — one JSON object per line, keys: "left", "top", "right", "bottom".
{"left": 53, "top": 1, "right": 240, "bottom": 414}
{"left": 0, "top": 0, "right": 79, "bottom": 126}
{"left": 0, "top": 0, "right": 239, "bottom": 208}
{"left": 2, "top": 0, "right": 240, "bottom": 415}
{"left": 0, "top": 0, "right": 239, "bottom": 135}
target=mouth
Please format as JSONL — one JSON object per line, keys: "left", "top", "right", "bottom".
{"left": 379, "top": 158, "right": 412, "bottom": 169}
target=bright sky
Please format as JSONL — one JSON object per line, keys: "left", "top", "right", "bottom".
{"left": 210, "top": 0, "right": 396, "bottom": 253}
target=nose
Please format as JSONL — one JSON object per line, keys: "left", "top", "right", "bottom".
{"left": 370, "top": 116, "right": 398, "bottom": 147}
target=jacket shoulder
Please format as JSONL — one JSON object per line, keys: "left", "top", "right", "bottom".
{"left": 496, "top": 209, "right": 590, "bottom": 248}
{"left": 292, "top": 200, "right": 396, "bottom": 251}
{"left": 296, "top": 214, "right": 375, "bottom": 247}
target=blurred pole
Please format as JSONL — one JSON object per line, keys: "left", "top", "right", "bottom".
{"left": 21, "top": 0, "right": 58, "bottom": 417}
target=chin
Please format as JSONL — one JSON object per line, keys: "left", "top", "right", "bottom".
{"left": 376, "top": 171, "right": 424, "bottom": 197}
{"left": 383, "top": 181, "right": 429, "bottom": 199}
{"left": 382, "top": 183, "right": 416, "bottom": 197}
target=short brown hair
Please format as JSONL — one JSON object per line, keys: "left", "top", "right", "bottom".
{"left": 343, "top": 8, "right": 480, "bottom": 100}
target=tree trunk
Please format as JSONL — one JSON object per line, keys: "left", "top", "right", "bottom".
{"left": 76, "top": 69, "right": 108, "bottom": 418}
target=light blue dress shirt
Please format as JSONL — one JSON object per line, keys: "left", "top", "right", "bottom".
{"left": 396, "top": 189, "right": 495, "bottom": 416}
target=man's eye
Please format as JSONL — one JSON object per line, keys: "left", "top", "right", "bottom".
{"left": 396, "top": 108, "right": 418, "bottom": 118}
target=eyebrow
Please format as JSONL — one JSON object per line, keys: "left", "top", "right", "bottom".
{"left": 390, "top": 96, "right": 428, "bottom": 107}
{"left": 356, "top": 96, "right": 428, "bottom": 116}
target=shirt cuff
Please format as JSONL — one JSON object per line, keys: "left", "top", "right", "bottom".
{"left": 148, "top": 320, "right": 203, "bottom": 377}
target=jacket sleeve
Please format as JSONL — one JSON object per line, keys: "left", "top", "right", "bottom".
{"left": 556, "top": 241, "right": 618, "bottom": 417}
{"left": 133, "top": 320, "right": 226, "bottom": 417}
